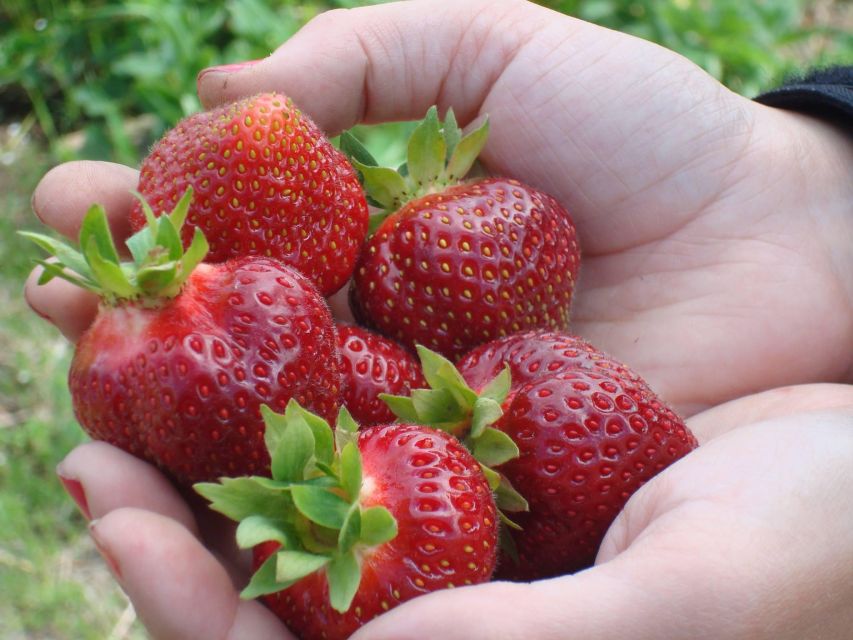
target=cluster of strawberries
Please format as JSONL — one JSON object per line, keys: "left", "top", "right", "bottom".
{"left": 25, "top": 93, "right": 697, "bottom": 640}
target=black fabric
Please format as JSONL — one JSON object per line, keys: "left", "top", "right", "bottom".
{"left": 755, "top": 66, "right": 853, "bottom": 123}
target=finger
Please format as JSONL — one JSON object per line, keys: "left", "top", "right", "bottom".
{"left": 24, "top": 263, "right": 99, "bottom": 342}
{"left": 687, "top": 382, "right": 853, "bottom": 443}
{"left": 89, "top": 508, "right": 293, "bottom": 640}
{"left": 32, "top": 160, "right": 139, "bottom": 242}
{"left": 56, "top": 441, "right": 197, "bottom": 534}
{"left": 56, "top": 439, "right": 250, "bottom": 583}
{"left": 26, "top": 161, "right": 139, "bottom": 341}
{"left": 351, "top": 568, "right": 674, "bottom": 640}
{"left": 197, "top": 0, "right": 555, "bottom": 133}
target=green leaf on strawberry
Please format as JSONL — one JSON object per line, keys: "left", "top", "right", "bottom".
{"left": 359, "top": 506, "right": 397, "bottom": 546}
{"left": 241, "top": 555, "right": 282, "bottom": 599}
{"left": 194, "top": 476, "right": 294, "bottom": 522}
{"left": 236, "top": 515, "right": 294, "bottom": 549}
{"left": 381, "top": 345, "right": 527, "bottom": 514}
{"left": 342, "top": 105, "right": 489, "bottom": 231}
{"left": 276, "top": 550, "right": 331, "bottom": 583}
{"left": 19, "top": 187, "right": 208, "bottom": 306}
{"left": 338, "top": 130, "right": 379, "bottom": 169}
{"left": 195, "top": 401, "right": 397, "bottom": 613}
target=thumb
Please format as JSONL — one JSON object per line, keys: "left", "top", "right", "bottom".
{"left": 349, "top": 562, "right": 674, "bottom": 640}
{"left": 195, "top": 0, "right": 553, "bottom": 134}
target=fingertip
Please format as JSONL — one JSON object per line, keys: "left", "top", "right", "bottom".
{"left": 57, "top": 441, "right": 198, "bottom": 534}
{"left": 89, "top": 508, "right": 290, "bottom": 640}
{"left": 32, "top": 161, "right": 138, "bottom": 241}
{"left": 196, "top": 57, "right": 271, "bottom": 110}
{"left": 24, "top": 264, "right": 99, "bottom": 343}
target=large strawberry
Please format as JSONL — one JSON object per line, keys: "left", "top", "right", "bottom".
{"left": 336, "top": 323, "right": 426, "bottom": 426}
{"left": 458, "top": 330, "right": 645, "bottom": 391}
{"left": 344, "top": 107, "right": 580, "bottom": 359}
{"left": 23, "top": 190, "right": 341, "bottom": 485}
{"left": 383, "top": 335, "right": 698, "bottom": 580}
{"left": 129, "top": 92, "right": 369, "bottom": 297}
{"left": 196, "top": 401, "right": 498, "bottom": 640}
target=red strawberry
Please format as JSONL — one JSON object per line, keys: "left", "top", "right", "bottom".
{"left": 129, "top": 92, "right": 369, "bottom": 297}
{"left": 196, "top": 403, "right": 498, "bottom": 640}
{"left": 337, "top": 323, "right": 426, "bottom": 426}
{"left": 490, "top": 367, "right": 694, "bottom": 579}
{"left": 458, "top": 330, "right": 644, "bottom": 391}
{"left": 344, "top": 107, "right": 580, "bottom": 359}
{"left": 383, "top": 337, "right": 698, "bottom": 580}
{"left": 23, "top": 191, "right": 341, "bottom": 485}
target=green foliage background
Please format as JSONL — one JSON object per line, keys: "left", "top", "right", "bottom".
{"left": 0, "top": 0, "right": 850, "bottom": 637}
{"left": 2, "top": 0, "right": 850, "bottom": 165}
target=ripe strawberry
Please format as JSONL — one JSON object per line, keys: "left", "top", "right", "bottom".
{"left": 129, "top": 92, "right": 369, "bottom": 297}
{"left": 344, "top": 107, "right": 580, "bottom": 359}
{"left": 196, "top": 402, "right": 498, "bottom": 640}
{"left": 491, "top": 367, "right": 695, "bottom": 580}
{"left": 337, "top": 323, "right": 426, "bottom": 426}
{"left": 458, "top": 330, "right": 645, "bottom": 392}
{"left": 23, "top": 191, "right": 341, "bottom": 485}
{"left": 383, "top": 336, "right": 698, "bottom": 580}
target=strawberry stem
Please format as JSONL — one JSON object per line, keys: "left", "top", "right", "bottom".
{"left": 195, "top": 402, "right": 398, "bottom": 614}
{"left": 341, "top": 106, "right": 490, "bottom": 230}
{"left": 20, "top": 187, "right": 208, "bottom": 306}
{"left": 381, "top": 345, "right": 528, "bottom": 516}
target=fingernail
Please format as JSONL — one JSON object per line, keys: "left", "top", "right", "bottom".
{"left": 197, "top": 58, "right": 263, "bottom": 82}
{"left": 89, "top": 520, "right": 122, "bottom": 580}
{"left": 57, "top": 466, "right": 91, "bottom": 519}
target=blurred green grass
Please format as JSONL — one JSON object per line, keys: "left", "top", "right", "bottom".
{"left": 0, "top": 146, "right": 144, "bottom": 638}
{"left": 0, "top": 0, "right": 850, "bottom": 637}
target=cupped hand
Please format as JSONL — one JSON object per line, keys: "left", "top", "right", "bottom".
{"left": 350, "top": 383, "right": 853, "bottom": 640}
{"left": 57, "top": 383, "right": 853, "bottom": 639}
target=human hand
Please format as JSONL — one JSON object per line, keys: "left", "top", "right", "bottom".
{"left": 190, "top": 0, "right": 853, "bottom": 415}
{"left": 24, "top": 0, "right": 853, "bottom": 637}
{"left": 55, "top": 383, "right": 853, "bottom": 639}
{"left": 348, "top": 383, "right": 853, "bottom": 640}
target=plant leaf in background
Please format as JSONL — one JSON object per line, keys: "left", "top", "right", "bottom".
{"left": 2, "top": 0, "right": 849, "bottom": 167}
{"left": 536, "top": 0, "right": 852, "bottom": 97}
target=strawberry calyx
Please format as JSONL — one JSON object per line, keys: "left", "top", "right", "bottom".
{"left": 20, "top": 188, "right": 208, "bottom": 307}
{"left": 381, "top": 346, "right": 528, "bottom": 517}
{"left": 194, "top": 402, "right": 398, "bottom": 613}
{"left": 340, "top": 106, "right": 489, "bottom": 232}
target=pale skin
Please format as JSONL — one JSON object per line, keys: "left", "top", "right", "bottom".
{"left": 24, "top": 0, "right": 853, "bottom": 638}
